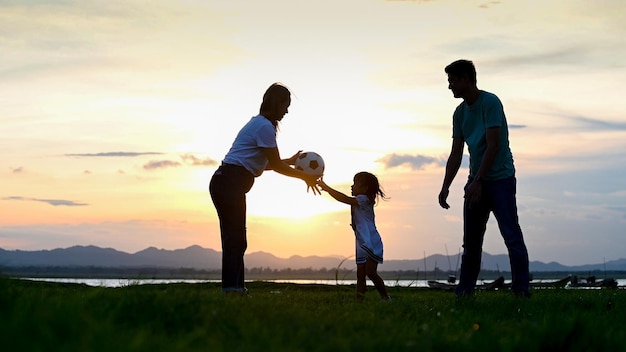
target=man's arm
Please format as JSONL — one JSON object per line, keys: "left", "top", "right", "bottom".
{"left": 475, "top": 127, "right": 500, "bottom": 180}
{"left": 465, "top": 127, "right": 500, "bottom": 207}
{"left": 439, "top": 137, "right": 464, "bottom": 209}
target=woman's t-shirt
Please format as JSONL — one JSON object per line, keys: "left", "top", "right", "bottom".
{"left": 223, "top": 115, "right": 277, "bottom": 177}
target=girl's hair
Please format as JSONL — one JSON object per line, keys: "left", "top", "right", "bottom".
{"left": 259, "top": 82, "right": 291, "bottom": 128}
{"left": 354, "top": 171, "right": 387, "bottom": 204}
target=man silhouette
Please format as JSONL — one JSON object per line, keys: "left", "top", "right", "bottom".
{"left": 438, "top": 59, "right": 530, "bottom": 297}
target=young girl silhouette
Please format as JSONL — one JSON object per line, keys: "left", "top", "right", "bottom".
{"left": 318, "top": 172, "right": 390, "bottom": 301}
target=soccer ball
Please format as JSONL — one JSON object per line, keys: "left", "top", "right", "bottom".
{"left": 294, "top": 151, "right": 325, "bottom": 176}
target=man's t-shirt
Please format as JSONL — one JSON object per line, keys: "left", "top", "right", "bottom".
{"left": 452, "top": 90, "right": 515, "bottom": 180}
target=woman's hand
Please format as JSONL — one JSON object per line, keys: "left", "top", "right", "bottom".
{"left": 284, "top": 150, "right": 303, "bottom": 165}
{"left": 304, "top": 174, "right": 321, "bottom": 195}
{"left": 263, "top": 147, "right": 320, "bottom": 194}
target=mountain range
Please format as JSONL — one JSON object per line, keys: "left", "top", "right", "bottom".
{"left": 1, "top": 245, "right": 625, "bottom": 272}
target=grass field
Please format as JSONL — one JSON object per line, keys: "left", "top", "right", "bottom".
{"left": 1, "top": 277, "right": 624, "bottom": 351}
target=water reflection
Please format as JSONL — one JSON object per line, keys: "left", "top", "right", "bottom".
{"left": 22, "top": 277, "right": 626, "bottom": 289}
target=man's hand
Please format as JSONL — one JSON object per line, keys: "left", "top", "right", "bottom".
{"left": 438, "top": 189, "right": 450, "bottom": 209}
{"left": 465, "top": 180, "right": 482, "bottom": 209}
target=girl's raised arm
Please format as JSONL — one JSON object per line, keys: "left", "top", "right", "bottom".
{"left": 317, "top": 178, "right": 357, "bottom": 206}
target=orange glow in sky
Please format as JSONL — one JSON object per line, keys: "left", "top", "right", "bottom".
{"left": 1, "top": 0, "right": 625, "bottom": 266}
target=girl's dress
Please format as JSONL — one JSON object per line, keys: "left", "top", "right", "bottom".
{"left": 351, "top": 194, "right": 384, "bottom": 264}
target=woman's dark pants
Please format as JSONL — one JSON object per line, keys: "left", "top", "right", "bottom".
{"left": 209, "top": 164, "right": 254, "bottom": 292}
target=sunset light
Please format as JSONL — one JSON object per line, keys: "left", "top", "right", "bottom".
{"left": 1, "top": 0, "right": 625, "bottom": 266}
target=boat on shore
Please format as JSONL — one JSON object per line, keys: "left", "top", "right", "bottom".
{"left": 569, "top": 275, "right": 618, "bottom": 289}
{"left": 427, "top": 275, "right": 577, "bottom": 291}
{"left": 427, "top": 276, "right": 505, "bottom": 291}
{"left": 529, "top": 275, "right": 571, "bottom": 288}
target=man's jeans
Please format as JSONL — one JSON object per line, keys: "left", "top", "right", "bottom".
{"left": 455, "top": 176, "right": 530, "bottom": 296}
{"left": 209, "top": 163, "right": 254, "bottom": 292}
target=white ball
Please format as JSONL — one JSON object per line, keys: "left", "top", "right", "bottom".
{"left": 294, "top": 151, "right": 325, "bottom": 176}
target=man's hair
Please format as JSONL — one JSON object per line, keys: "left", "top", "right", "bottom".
{"left": 445, "top": 59, "right": 477, "bottom": 85}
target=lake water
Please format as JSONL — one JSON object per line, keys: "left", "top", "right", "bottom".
{"left": 21, "top": 277, "right": 626, "bottom": 289}
{"left": 22, "top": 278, "right": 428, "bottom": 288}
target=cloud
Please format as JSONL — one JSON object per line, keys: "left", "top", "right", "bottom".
{"left": 66, "top": 152, "right": 163, "bottom": 157}
{"left": 3, "top": 196, "right": 88, "bottom": 207}
{"left": 567, "top": 115, "right": 626, "bottom": 131}
{"left": 509, "top": 124, "right": 527, "bottom": 129}
{"left": 384, "top": 0, "right": 435, "bottom": 3}
{"left": 488, "top": 47, "right": 588, "bottom": 68}
{"left": 378, "top": 153, "right": 448, "bottom": 170}
{"left": 535, "top": 108, "right": 626, "bottom": 132}
{"left": 143, "top": 154, "right": 217, "bottom": 170}
{"left": 1, "top": 0, "right": 246, "bottom": 90}
{"left": 181, "top": 154, "right": 217, "bottom": 167}
{"left": 64, "top": 152, "right": 217, "bottom": 169}
{"left": 482, "top": 41, "right": 623, "bottom": 71}
{"left": 11, "top": 167, "right": 24, "bottom": 173}
{"left": 444, "top": 214, "right": 461, "bottom": 223}
{"left": 479, "top": 1, "right": 502, "bottom": 9}
{"left": 143, "top": 160, "right": 181, "bottom": 170}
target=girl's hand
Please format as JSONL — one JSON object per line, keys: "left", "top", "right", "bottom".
{"left": 316, "top": 177, "right": 329, "bottom": 192}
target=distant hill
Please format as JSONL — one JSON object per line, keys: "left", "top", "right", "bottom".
{"left": 1, "top": 245, "right": 625, "bottom": 272}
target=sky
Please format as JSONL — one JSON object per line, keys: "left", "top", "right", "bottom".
{"left": 1, "top": 0, "right": 625, "bottom": 267}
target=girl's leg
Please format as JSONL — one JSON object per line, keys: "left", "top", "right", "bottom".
{"left": 365, "top": 259, "right": 390, "bottom": 300}
{"left": 356, "top": 263, "right": 367, "bottom": 300}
